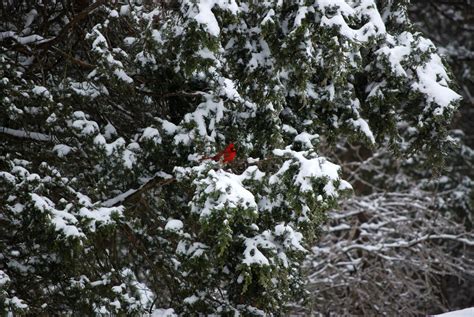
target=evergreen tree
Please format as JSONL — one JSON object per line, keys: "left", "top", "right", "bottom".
{"left": 0, "top": 1, "right": 461, "bottom": 315}
{"left": 409, "top": 0, "right": 474, "bottom": 226}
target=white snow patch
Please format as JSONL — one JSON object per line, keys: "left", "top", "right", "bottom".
{"left": 24, "top": 9, "right": 38, "bottom": 28}
{"left": 152, "top": 308, "right": 177, "bottom": 317}
{"left": 78, "top": 206, "right": 123, "bottom": 231}
{"left": 412, "top": 54, "right": 461, "bottom": 112}
{"left": 187, "top": 0, "right": 239, "bottom": 36}
{"left": 348, "top": 118, "right": 376, "bottom": 144}
{"left": 165, "top": 219, "right": 184, "bottom": 232}
{"left": 70, "top": 81, "right": 108, "bottom": 99}
{"left": 123, "top": 36, "right": 136, "bottom": 46}
{"left": 243, "top": 234, "right": 273, "bottom": 266}
{"left": 0, "top": 270, "right": 10, "bottom": 286}
{"left": 434, "top": 308, "right": 474, "bottom": 317}
{"left": 160, "top": 119, "right": 178, "bottom": 135}
{"left": 140, "top": 127, "right": 162, "bottom": 144}
{"left": 294, "top": 132, "right": 318, "bottom": 148}
{"left": 109, "top": 9, "right": 119, "bottom": 18}
{"left": 30, "top": 193, "right": 83, "bottom": 237}
{"left": 183, "top": 294, "right": 199, "bottom": 304}
{"left": 53, "top": 144, "right": 73, "bottom": 157}
{"left": 175, "top": 94, "right": 225, "bottom": 144}
{"left": 113, "top": 68, "right": 133, "bottom": 83}
{"left": 271, "top": 149, "right": 342, "bottom": 196}
{"left": 274, "top": 223, "right": 306, "bottom": 252}
{"left": 0, "top": 126, "right": 52, "bottom": 142}
{"left": 32, "top": 85, "right": 51, "bottom": 99}
{"left": 191, "top": 168, "right": 258, "bottom": 218}
{"left": 282, "top": 124, "right": 298, "bottom": 135}
{"left": 71, "top": 111, "right": 99, "bottom": 135}
{"left": 7, "top": 296, "right": 28, "bottom": 309}
{"left": 103, "top": 122, "right": 117, "bottom": 139}
{"left": 176, "top": 241, "right": 208, "bottom": 258}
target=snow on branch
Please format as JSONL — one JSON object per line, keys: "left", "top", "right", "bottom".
{"left": 0, "top": 126, "right": 56, "bottom": 142}
{"left": 297, "top": 191, "right": 474, "bottom": 315}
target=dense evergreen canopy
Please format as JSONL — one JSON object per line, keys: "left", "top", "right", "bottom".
{"left": 0, "top": 0, "right": 469, "bottom": 315}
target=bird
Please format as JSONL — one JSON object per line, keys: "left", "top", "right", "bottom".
{"left": 201, "top": 143, "right": 237, "bottom": 163}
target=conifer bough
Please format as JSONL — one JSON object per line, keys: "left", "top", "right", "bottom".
{"left": 0, "top": 0, "right": 460, "bottom": 315}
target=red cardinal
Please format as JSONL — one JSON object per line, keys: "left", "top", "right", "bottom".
{"left": 202, "top": 143, "right": 237, "bottom": 163}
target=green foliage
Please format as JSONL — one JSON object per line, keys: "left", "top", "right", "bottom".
{"left": 0, "top": 0, "right": 460, "bottom": 315}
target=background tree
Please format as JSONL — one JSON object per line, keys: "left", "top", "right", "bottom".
{"left": 299, "top": 144, "right": 474, "bottom": 315}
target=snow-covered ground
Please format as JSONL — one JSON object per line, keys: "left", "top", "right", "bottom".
{"left": 434, "top": 307, "right": 474, "bottom": 317}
